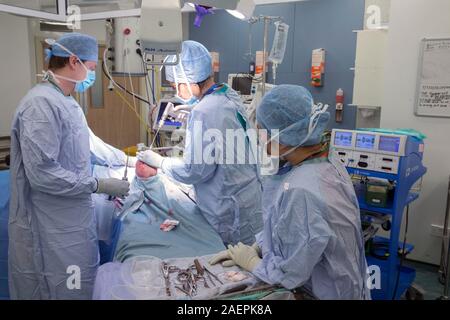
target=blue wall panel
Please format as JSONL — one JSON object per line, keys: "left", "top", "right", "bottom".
{"left": 189, "top": 0, "right": 365, "bottom": 130}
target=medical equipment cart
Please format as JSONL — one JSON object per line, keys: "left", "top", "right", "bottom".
{"left": 331, "top": 129, "right": 427, "bottom": 299}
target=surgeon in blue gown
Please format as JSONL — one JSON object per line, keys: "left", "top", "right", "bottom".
{"left": 8, "top": 33, "right": 131, "bottom": 299}
{"left": 138, "top": 41, "right": 263, "bottom": 246}
{"left": 211, "top": 85, "right": 370, "bottom": 300}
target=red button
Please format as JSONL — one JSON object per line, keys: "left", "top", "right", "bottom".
{"left": 123, "top": 28, "right": 131, "bottom": 35}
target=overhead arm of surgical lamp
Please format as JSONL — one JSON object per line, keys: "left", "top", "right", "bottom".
{"left": 139, "top": 0, "right": 183, "bottom": 62}
{"left": 139, "top": 0, "right": 255, "bottom": 62}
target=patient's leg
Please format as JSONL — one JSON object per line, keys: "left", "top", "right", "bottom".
{"left": 135, "top": 160, "right": 158, "bottom": 179}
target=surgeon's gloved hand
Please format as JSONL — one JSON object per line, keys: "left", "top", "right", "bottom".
{"left": 137, "top": 150, "right": 164, "bottom": 169}
{"left": 209, "top": 250, "right": 236, "bottom": 267}
{"left": 252, "top": 242, "right": 262, "bottom": 258}
{"left": 167, "top": 102, "right": 192, "bottom": 123}
{"left": 228, "top": 242, "right": 262, "bottom": 272}
{"left": 95, "top": 178, "right": 130, "bottom": 198}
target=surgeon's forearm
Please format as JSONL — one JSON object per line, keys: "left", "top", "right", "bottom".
{"left": 25, "top": 162, "right": 97, "bottom": 196}
{"left": 89, "top": 128, "right": 127, "bottom": 166}
{"left": 255, "top": 235, "right": 329, "bottom": 290}
{"left": 253, "top": 252, "right": 311, "bottom": 290}
{"left": 255, "top": 232, "right": 264, "bottom": 249}
{"left": 161, "top": 157, "right": 216, "bottom": 185}
{"left": 90, "top": 150, "right": 126, "bottom": 167}
{"left": 252, "top": 254, "right": 288, "bottom": 286}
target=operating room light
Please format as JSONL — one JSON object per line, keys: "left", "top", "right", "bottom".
{"left": 226, "top": 9, "right": 246, "bottom": 20}
{"left": 183, "top": 1, "right": 255, "bottom": 20}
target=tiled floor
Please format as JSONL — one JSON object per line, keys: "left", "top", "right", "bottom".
{"left": 404, "top": 260, "right": 448, "bottom": 300}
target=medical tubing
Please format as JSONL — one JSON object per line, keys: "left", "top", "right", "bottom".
{"left": 113, "top": 88, "right": 153, "bottom": 136}
{"left": 102, "top": 48, "right": 151, "bottom": 105}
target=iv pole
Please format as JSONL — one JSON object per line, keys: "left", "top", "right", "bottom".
{"left": 248, "top": 15, "right": 282, "bottom": 96}
{"left": 262, "top": 16, "right": 269, "bottom": 96}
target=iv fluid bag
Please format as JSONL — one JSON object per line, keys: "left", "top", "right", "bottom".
{"left": 269, "top": 22, "right": 289, "bottom": 65}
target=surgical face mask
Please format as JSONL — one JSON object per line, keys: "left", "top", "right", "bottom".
{"left": 258, "top": 129, "right": 281, "bottom": 176}
{"left": 74, "top": 67, "right": 96, "bottom": 93}
{"left": 260, "top": 152, "right": 280, "bottom": 176}
{"left": 173, "top": 65, "right": 200, "bottom": 106}
{"left": 174, "top": 93, "right": 199, "bottom": 106}
{"left": 49, "top": 63, "right": 96, "bottom": 93}
{"left": 43, "top": 39, "right": 96, "bottom": 93}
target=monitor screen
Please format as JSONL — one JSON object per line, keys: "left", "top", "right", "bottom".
{"left": 379, "top": 136, "right": 401, "bottom": 153}
{"left": 231, "top": 76, "right": 252, "bottom": 95}
{"left": 334, "top": 131, "right": 353, "bottom": 147}
{"left": 356, "top": 133, "right": 376, "bottom": 149}
{"left": 157, "top": 102, "right": 183, "bottom": 128}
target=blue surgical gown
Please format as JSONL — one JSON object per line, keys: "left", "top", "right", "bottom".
{"left": 89, "top": 128, "right": 127, "bottom": 168}
{"left": 253, "top": 156, "right": 370, "bottom": 300}
{"left": 9, "top": 83, "right": 100, "bottom": 299}
{"left": 161, "top": 85, "right": 263, "bottom": 245}
{"left": 114, "top": 174, "right": 225, "bottom": 261}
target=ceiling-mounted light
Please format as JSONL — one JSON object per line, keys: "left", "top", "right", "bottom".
{"left": 226, "top": 9, "right": 245, "bottom": 20}
{"left": 181, "top": 0, "right": 255, "bottom": 21}
{"left": 227, "top": 0, "right": 255, "bottom": 20}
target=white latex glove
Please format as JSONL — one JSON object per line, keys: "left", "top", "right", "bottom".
{"left": 167, "top": 102, "right": 192, "bottom": 123}
{"left": 209, "top": 242, "right": 261, "bottom": 267}
{"left": 95, "top": 178, "right": 130, "bottom": 198}
{"left": 228, "top": 242, "right": 262, "bottom": 272}
{"left": 252, "top": 242, "right": 262, "bottom": 258}
{"left": 209, "top": 250, "right": 236, "bottom": 267}
{"left": 137, "top": 150, "right": 164, "bottom": 169}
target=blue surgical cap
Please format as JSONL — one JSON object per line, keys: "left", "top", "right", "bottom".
{"left": 165, "top": 40, "right": 212, "bottom": 84}
{"left": 46, "top": 33, "right": 98, "bottom": 63}
{"left": 256, "top": 85, "right": 330, "bottom": 147}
